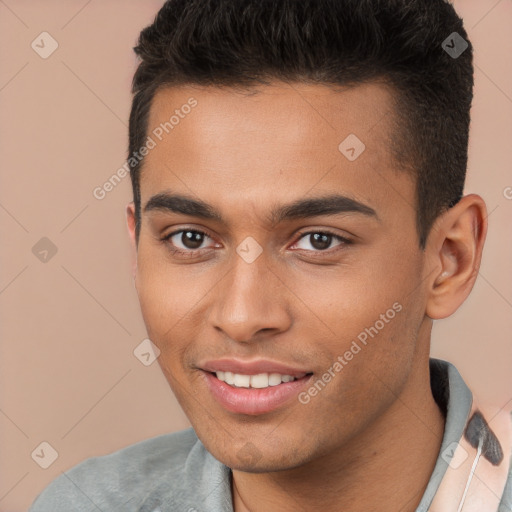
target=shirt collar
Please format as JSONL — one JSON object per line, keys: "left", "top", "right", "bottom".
{"left": 416, "top": 358, "right": 473, "bottom": 510}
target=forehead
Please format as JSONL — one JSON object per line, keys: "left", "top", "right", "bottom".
{"left": 147, "top": 81, "right": 394, "bottom": 156}
{"left": 141, "top": 81, "right": 412, "bottom": 222}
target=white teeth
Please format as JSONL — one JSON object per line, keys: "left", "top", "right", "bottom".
{"left": 214, "top": 371, "right": 306, "bottom": 388}
{"left": 224, "top": 371, "right": 235, "bottom": 385}
{"left": 250, "top": 373, "right": 270, "bottom": 388}
{"left": 233, "top": 374, "right": 251, "bottom": 388}
{"left": 268, "top": 373, "right": 283, "bottom": 386}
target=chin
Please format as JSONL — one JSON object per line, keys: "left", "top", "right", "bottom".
{"left": 227, "top": 456, "right": 302, "bottom": 473}
{"left": 206, "top": 440, "right": 310, "bottom": 473}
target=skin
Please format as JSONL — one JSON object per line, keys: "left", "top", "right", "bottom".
{"left": 126, "top": 80, "right": 487, "bottom": 511}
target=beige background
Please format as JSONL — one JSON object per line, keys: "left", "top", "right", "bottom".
{"left": 0, "top": 1, "right": 511, "bottom": 510}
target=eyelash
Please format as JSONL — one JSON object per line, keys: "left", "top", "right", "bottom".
{"left": 161, "top": 228, "right": 352, "bottom": 258}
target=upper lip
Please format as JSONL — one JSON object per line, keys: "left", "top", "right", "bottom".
{"left": 200, "top": 359, "right": 312, "bottom": 377}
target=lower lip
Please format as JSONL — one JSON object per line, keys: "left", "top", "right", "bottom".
{"left": 203, "top": 371, "right": 313, "bottom": 415}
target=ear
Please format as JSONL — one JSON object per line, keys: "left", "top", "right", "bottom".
{"left": 425, "top": 194, "right": 488, "bottom": 319}
{"left": 126, "top": 202, "right": 138, "bottom": 278}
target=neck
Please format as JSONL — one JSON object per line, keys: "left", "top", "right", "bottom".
{"left": 231, "top": 350, "right": 445, "bottom": 512}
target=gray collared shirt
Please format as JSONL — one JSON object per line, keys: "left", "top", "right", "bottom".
{"left": 29, "top": 359, "right": 512, "bottom": 511}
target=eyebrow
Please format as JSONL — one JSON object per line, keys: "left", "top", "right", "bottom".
{"left": 143, "top": 192, "right": 378, "bottom": 225}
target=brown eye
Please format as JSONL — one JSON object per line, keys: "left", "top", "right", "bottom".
{"left": 293, "top": 231, "right": 349, "bottom": 252}
{"left": 309, "top": 233, "right": 332, "bottom": 250}
{"left": 179, "top": 230, "right": 205, "bottom": 249}
{"left": 164, "top": 229, "right": 212, "bottom": 252}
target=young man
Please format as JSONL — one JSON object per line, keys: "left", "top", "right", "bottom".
{"left": 30, "top": 0, "right": 511, "bottom": 510}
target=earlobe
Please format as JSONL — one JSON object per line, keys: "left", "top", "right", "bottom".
{"left": 425, "top": 194, "right": 487, "bottom": 319}
{"left": 126, "top": 202, "right": 138, "bottom": 278}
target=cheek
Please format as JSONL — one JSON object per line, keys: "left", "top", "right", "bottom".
{"left": 135, "top": 246, "right": 200, "bottom": 352}
{"left": 135, "top": 242, "right": 204, "bottom": 323}
{"left": 292, "top": 245, "right": 424, "bottom": 379}
{"left": 289, "top": 250, "right": 416, "bottom": 332}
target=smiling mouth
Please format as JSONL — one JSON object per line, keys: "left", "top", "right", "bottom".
{"left": 210, "top": 371, "right": 314, "bottom": 389}
{"left": 202, "top": 369, "right": 315, "bottom": 415}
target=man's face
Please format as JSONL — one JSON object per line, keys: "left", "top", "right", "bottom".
{"left": 129, "top": 81, "right": 431, "bottom": 471}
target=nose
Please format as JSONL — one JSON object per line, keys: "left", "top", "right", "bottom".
{"left": 208, "top": 248, "right": 292, "bottom": 343}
